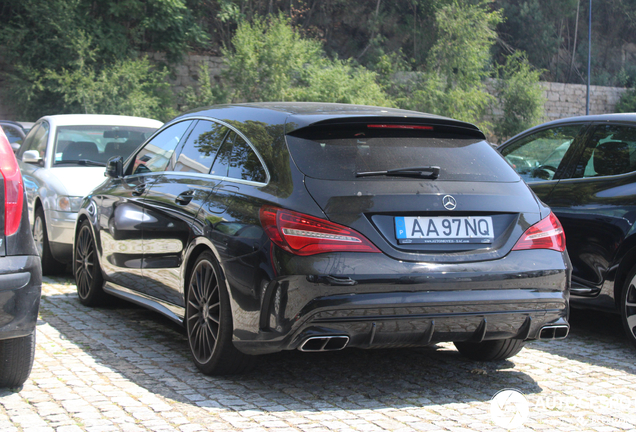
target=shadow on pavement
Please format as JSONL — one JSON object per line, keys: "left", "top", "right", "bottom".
{"left": 526, "top": 307, "right": 636, "bottom": 375}
{"left": 38, "top": 276, "right": 544, "bottom": 412}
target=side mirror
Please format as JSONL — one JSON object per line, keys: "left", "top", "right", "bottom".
{"left": 105, "top": 156, "right": 124, "bottom": 178}
{"left": 22, "top": 150, "right": 42, "bottom": 165}
{"left": 11, "top": 142, "right": 21, "bottom": 154}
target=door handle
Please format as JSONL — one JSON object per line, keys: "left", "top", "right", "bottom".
{"left": 132, "top": 184, "right": 146, "bottom": 196}
{"left": 175, "top": 191, "right": 194, "bottom": 205}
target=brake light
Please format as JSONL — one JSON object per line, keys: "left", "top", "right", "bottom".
{"left": 512, "top": 212, "right": 565, "bottom": 252}
{"left": 259, "top": 206, "right": 381, "bottom": 256}
{"left": 0, "top": 127, "right": 23, "bottom": 236}
{"left": 368, "top": 124, "right": 434, "bottom": 130}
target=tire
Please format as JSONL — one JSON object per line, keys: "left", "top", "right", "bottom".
{"left": 74, "top": 220, "right": 107, "bottom": 306}
{"left": 186, "top": 252, "right": 255, "bottom": 375}
{"left": 454, "top": 339, "right": 525, "bottom": 361}
{"left": 33, "top": 207, "right": 64, "bottom": 275}
{"left": 0, "top": 333, "right": 36, "bottom": 388}
{"left": 620, "top": 267, "right": 636, "bottom": 349}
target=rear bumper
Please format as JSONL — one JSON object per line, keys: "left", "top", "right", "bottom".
{"left": 231, "top": 249, "right": 570, "bottom": 355}
{"left": 0, "top": 255, "right": 42, "bottom": 340}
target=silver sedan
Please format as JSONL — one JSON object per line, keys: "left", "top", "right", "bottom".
{"left": 16, "top": 114, "right": 162, "bottom": 274}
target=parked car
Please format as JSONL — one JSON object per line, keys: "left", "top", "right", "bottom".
{"left": 73, "top": 103, "right": 570, "bottom": 375}
{"left": 499, "top": 113, "right": 636, "bottom": 349}
{"left": 0, "top": 120, "right": 34, "bottom": 153}
{"left": 16, "top": 114, "right": 162, "bottom": 275}
{"left": 0, "top": 126, "right": 42, "bottom": 388}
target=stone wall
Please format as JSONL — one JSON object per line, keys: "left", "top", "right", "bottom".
{"left": 144, "top": 52, "right": 225, "bottom": 96}
{"left": 540, "top": 81, "right": 627, "bottom": 121}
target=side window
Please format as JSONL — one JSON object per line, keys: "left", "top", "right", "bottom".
{"left": 228, "top": 134, "right": 267, "bottom": 183}
{"left": 499, "top": 125, "right": 583, "bottom": 183}
{"left": 209, "top": 132, "right": 235, "bottom": 178}
{"left": 18, "top": 124, "right": 41, "bottom": 158}
{"left": 132, "top": 121, "right": 192, "bottom": 174}
{"left": 20, "top": 122, "right": 49, "bottom": 160}
{"left": 573, "top": 125, "right": 636, "bottom": 178}
{"left": 174, "top": 121, "right": 228, "bottom": 174}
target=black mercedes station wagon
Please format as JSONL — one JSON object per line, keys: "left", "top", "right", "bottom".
{"left": 73, "top": 103, "right": 570, "bottom": 375}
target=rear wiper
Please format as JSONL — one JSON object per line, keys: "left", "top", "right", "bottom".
{"left": 55, "top": 159, "right": 106, "bottom": 167}
{"left": 356, "top": 166, "right": 440, "bottom": 179}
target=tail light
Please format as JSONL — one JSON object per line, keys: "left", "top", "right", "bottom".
{"left": 0, "top": 127, "right": 24, "bottom": 236}
{"left": 512, "top": 212, "right": 565, "bottom": 252}
{"left": 259, "top": 206, "right": 381, "bottom": 256}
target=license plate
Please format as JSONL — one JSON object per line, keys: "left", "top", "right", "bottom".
{"left": 395, "top": 216, "right": 494, "bottom": 244}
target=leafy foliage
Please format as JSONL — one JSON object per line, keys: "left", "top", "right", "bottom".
{"left": 615, "top": 89, "right": 636, "bottom": 114}
{"left": 213, "top": 14, "right": 391, "bottom": 106}
{"left": 398, "top": 1, "right": 502, "bottom": 130}
{"left": 180, "top": 63, "right": 229, "bottom": 111}
{"left": 0, "top": 0, "right": 206, "bottom": 120}
{"left": 28, "top": 58, "right": 175, "bottom": 121}
{"left": 492, "top": 53, "right": 545, "bottom": 142}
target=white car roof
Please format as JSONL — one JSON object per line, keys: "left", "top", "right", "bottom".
{"left": 38, "top": 114, "right": 163, "bottom": 128}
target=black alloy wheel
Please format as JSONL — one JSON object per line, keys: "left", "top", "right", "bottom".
{"left": 621, "top": 267, "right": 636, "bottom": 349}
{"left": 74, "top": 220, "right": 106, "bottom": 306}
{"left": 185, "top": 252, "right": 255, "bottom": 375}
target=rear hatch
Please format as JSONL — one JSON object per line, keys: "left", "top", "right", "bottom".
{"left": 285, "top": 119, "right": 542, "bottom": 263}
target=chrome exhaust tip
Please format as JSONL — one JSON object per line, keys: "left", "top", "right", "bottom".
{"left": 299, "top": 336, "right": 349, "bottom": 352}
{"left": 539, "top": 325, "right": 569, "bottom": 340}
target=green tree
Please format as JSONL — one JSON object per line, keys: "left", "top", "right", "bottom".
{"left": 492, "top": 52, "right": 545, "bottom": 141}
{"left": 207, "top": 14, "right": 391, "bottom": 107}
{"left": 0, "top": 0, "right": 207, "bottom": 120}
{"left": 399, "top": 1, "right": 502, "bottom": 129}
{"left": 615, "top": 89, "right": 636, "bottom": 113}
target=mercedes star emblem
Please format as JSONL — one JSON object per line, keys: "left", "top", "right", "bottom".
{"left": 442, "top": 195, "right": 457, "bottom": 210}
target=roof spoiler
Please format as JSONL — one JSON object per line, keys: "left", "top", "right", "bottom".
{"left": 286, "top": 116, "right": 486, "bottom": 140}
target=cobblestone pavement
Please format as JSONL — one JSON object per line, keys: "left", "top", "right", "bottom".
{"left": 2, "top": 275, "right": 636, "bottom": 432}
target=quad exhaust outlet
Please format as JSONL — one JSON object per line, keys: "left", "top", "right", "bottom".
{"left": 539, "top": 324, "right": 569, "bottom": 340}
{"left": 299, "top": 336, "right": 350, "bottom": 352}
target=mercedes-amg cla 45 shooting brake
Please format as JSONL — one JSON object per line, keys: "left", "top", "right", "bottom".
{"left": 73, "top": 103, "right": 570, "bottom": 375}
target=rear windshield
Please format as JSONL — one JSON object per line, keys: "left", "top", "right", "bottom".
{"left": 286, "top": 135, "right": 520, "bottom": 182}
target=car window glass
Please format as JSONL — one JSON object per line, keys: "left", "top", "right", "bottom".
{"left": 132, "top": 121, "right": 192, "bottom": 174}
{"left": 209, "top": 132, "right": 235, "bottom": 178}
{"left": 22, "top": 122, "right": 49, "bottom": 160}
{"left": 499, "top": 125, "right": 583, "bottom": 182}
{"left": 227, "top": 134, "right": 267, "bottom": 183}
{"left": 3, "top": 126, "right": 22, "bottom": 144}
{"left": 288, "top": 134, "right": 518, "bottom": 182}
{"left": 574, "top": 125, "right": 636, "bottom": 178}
{"left": 54, "top": 125, "right": 158, "bottom": 166}
{"left": 174, "top": 121, "right": 228, "bottom": 174}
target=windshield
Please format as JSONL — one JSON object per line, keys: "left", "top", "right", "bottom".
{"left": 53, "top": 125, "right": 157, "bottom": 166}
{"left": 286, "top": 135, "right": 519, "bottom": 182}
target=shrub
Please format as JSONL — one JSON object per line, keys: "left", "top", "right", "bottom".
{"left": 492, "top": 52, "right": 545, "bottom": 142}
